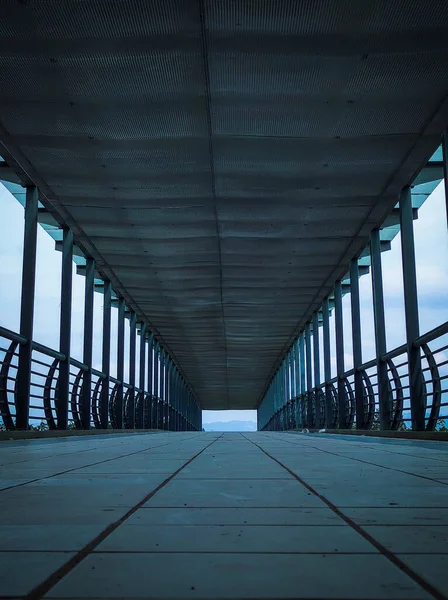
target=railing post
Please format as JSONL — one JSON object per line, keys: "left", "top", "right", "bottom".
{"left": 313, "top": 311, "right": 321, "bottom": 426}
{"left": 175, "top": 370, "right": 180, "bottom": 431}
{"left": 400, "top": 186, "right": 425, "bottom": 430}
{"left": 160, "top": 350, "right": 166, "bottom": 429}
{"left": 299, "top": 332, "right": 306, "bottom": 428}
{"left": 147, "top": 334, "right": 154, "bottom": 428}
{"left": 322, "top": 297, "right": 332, "bottom": 428}
{"left": 305, "top": 323, "right": 313, "bottom": 428}
{"left": 128, "top": 310, "right": 136, "bottom": 428}
{"left": 350, "top": 258, "right": 365, "bottom": 429}
{"left": 290, "top": 342, "right": 297, "bottom": 429}
{"left": 138, "top": 322, "right": 147, "bottom": 428}
{"left": 166, "top": 359, "right": 171, "bottom": 430}
{"left": 371, "top": 229, "right": 391, "bottom": 429}
{"left": 81, "top": 257, "right": 94, "bottom": 429}
{"left": 443, "top": 131, "right": 448, "bottom": 227}
{"left": 16, "top": 186, "right": 38, "bottom": 430}
{"left": 153, "top": 343, "right": 159, "bottom": 428}
{"left": 57, "top": 228, "right": 73, "bottom": 429}
{"left": 116, "top": 297, "right": 125, "bottom": 428}
{"left": 293, "top": 338, "right": 300, "bottom": 427}
{"left": 101, "top": 279, "right": 111, "bottom": 429}
{"left": 334, "top": 280, "right": 346, "bottom": 429}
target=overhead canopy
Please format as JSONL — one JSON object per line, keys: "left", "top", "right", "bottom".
{"left": 1, "top": 1, "right": 448, "bottom": 410}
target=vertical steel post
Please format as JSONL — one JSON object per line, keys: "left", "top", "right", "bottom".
{"left": 313, "top": 311, "right": 321, "bottom": 426}
{"left": 16, "top": 186, "right": 38, "bottom": 430}
{"left": 305, "top": 323, "right": 313, "bottom": 428}
{"left": 400, "top": 186, "right": 425, "bottom": 430}
{"left": 322, "top": 296, "right": 332, "bottom": 427}
{"left": 116, "top": 297, "right": 125, "bottom": 428}
{"left": 81, "top": 257, "right": 94, "bottom": 429}
{"left": 370, "top": 229, "right": 390, "bottom": 429}
{"left": 101, "top": 280, "right": 111, "bottom": 429}
{"left": 128, "top": 310, "right": 136, "bottom": 428}
{"left": 153, "top": 343, "right": 159, "bottom": 428}
{"left": 147, "top": 334, "right": 154, "bottom": 395}
{"left": 334, "top": 280, "right": 346, "bottom": 428}
{"left": 350, "top": 258, "right": 365, "bottom": 429}
{"left": 138, "top": 322, "right": 147, "bottom": 428}
{"left": 442, "top": 131, "right": 448, "bottom": 227}
{"left": 299, "top": 332, "right": 306, "bottom": 428}
{"left": 58, "top": 228, "right": 73, "bottom": 429}
{"left": 160, "top": 351, "right": 166, "bottom": 429}
{"left": 146, "top": 334, "right": 154, "bottom": 428}
{"left": 294, "top": 338, "right": 300, "bottom": 427}
{"left": 166, "top": 359, "right": 171, "bottom": 430}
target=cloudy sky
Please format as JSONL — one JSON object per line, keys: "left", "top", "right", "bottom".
{"left": 1, "top": 180, "right": 447, "bottom": 427}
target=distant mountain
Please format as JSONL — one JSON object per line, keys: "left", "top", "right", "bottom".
{"left": 203, "top": 420, "right": 257, "bottom": 432}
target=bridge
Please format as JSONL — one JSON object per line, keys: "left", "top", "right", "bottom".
{"left": 1, "top": 1, "right": 448, "bottom": 598}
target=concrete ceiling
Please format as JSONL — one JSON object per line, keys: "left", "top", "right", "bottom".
{"left": 1, "top": 1, "right": 448, "bottom": 410}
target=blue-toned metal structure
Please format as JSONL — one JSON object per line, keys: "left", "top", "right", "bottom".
{"left": 1, "top": 1, "right": 448, "bottom": 434}
{"left": 258, "top": 145, "right": 448, "bottom": 432}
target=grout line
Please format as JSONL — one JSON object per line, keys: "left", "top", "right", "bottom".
{"left": 271, "top": 432, "right": 448, "bottom": 464}
{"left": 0, "top": 433, "right": 205, "bottom": 493}
{"left": 264, "top": 433, "right": 448, "bottom": 485}
{"left": 0, "top": 550, "right": 382, "bottom": 555}
{"left": 309, "top": 446, "right": 448, "bottom": 487}
{"left": 242, "top": 435, "right": 447, "bottom": 600}
{"left": 24, "top": 434, "right": 222, "bottom": 600}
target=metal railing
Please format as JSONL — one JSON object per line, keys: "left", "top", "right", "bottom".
{"left": 0, "top": 326, "right": 196, "bottom": 432}
{"left": 262, "top": 320, "right": 448, "bottom": 432}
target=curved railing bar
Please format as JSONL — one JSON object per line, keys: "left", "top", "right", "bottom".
{"left": 387, "top": 358, "right": 404, "bottom": 431}
{"left": 70, "top": 367, "right": 84, "bottom": 429}
{"left": 0, "top": 339, "right": 19, "bottom": 430}
{"left": 422, "top": 342, "right": 441, "bottom": 431}
{"left": 91, "top": 378, "right": 102, "bottom": 429}
{"left": 43, "top": 358, "right": 59, "bottom": 430}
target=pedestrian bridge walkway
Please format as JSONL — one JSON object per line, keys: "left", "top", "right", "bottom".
{"left": 1, "top": 433, "right": 447, "bottom": 599}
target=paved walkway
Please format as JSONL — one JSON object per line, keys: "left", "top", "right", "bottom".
{"left": 1, "top": 432, "right": 447, "bottom": 599}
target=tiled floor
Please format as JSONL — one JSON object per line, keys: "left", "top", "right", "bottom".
{"left": 0, "top": 431, "right": 447, "bottom": 599}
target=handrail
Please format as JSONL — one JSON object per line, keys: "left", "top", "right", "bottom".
{"left": 0, "top": 325, "right": 199, "bottom": 432}
{"left": 0, "top": 326, "right": 27, "bottom": 345}
{"left": 70, "top": 358, "right": 89, "bottom": 372}
{"left": 31, "top": 341, "right": 65, "bottom": 361}
{"left": 92, "top": 368, "right": 107, "bottom": 379}
{"left": 415, "top": 321, "right": 448, "bottom": 347}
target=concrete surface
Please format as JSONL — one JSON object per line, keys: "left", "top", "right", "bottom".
{"left": 0, "top": 431, "right": 447, "bottom": 599}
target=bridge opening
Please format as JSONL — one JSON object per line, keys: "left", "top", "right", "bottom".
{"left": 202, "top": 410, "right": 257, "bottom": 432}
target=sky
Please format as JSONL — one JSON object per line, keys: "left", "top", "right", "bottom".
{"left": 1, "top": 179, "right": 447, "bottom": 428}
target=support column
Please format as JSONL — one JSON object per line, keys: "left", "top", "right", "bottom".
{"left": 443, "top": 131, "right": 448, "bottom": 227}
{"left": 16, "top": 186, "right": 38, "bottom": 430}
{"left": 147, "top": 334, "right": 154, "bottom": 428}
{"left": 400, "top": 186, "right": 424, "bottom": 430}
{"left": 322, "top": 296, "right": 332, "bottom": 427}
{"left": 116, "top": 297, "right": 125, "bottom": 429}
{"left": 128, "top": 310, "right": 136, "bottom": 428}
{"left": 159, "top": 351, "right": 166, "bottom": 429}
{"left": 58, "top": 228, "right": 73, "bottom": 429}
{"left": 334, "top": 280, "right": 346, "bottom": 428}
{"left": 165, "top": 359, "right": 171, "bottom": 430}
{"left": 101, "top": 280, "right": 111, "bottom": 429}
{"left": 299, "top": 332, "right": 306, "bottom": 428}
{"left": 138, "top": 323, "right": 147, "bottom": 428}
{"left": 350, "top": 258, "right": 365, "bottom": 429}
{"left": 153, "top": 343, "right": 159, "bottom": 428}
{"left": 313, "top": 312, "right": 321, "bottom": 425}
{"left": 371, "top": 229, "right": 390, "bottom": 429}
{"left": 305, "top": 323, "right": 313, "bottom": 428}
{"left": 81, "top": 257, "right": 94, "bottom": 429}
